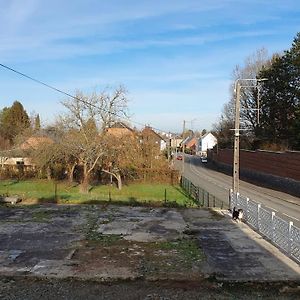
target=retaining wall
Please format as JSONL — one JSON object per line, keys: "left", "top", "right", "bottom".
{"left": 208, "top": 149, "right": 300, "bottom": 197}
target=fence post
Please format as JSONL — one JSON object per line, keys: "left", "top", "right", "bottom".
{"left": 257, "top": 204, "right": 261, "bottom": 231}
{"left": 207, "top": 192, "right": 210, "bottom": 207}
{"left": 246, "top": 197, "right": 249, "bottom": 222}
{"left": 54, "top": 181, "right": 57, "bottom": 202}
{"left": 271, "top": 211, "right": 275, "bottom": 241}
{"left": 288, "top": 221, "right": 293, "bottom": 256}
{"left": 213, "top": 195, "right": 216, "bottom": 207}
{"left": 164, "top": 188, "right": 167, "bottom": 204}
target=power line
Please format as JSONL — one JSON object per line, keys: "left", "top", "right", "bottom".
{"left": 0, "top": 63, "right": 175, "bottom": 135}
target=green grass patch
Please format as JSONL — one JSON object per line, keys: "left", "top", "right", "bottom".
{"left": 0, "top": 179, "right": 193, "bottom": 207}
{"left": 140, "top": 238, "right": 206, "bottom": 276}
{"left": 86, "top": 232, "right": 122, "bottom": 245}
{"left": 151, "top": 238, "right": 205, "bottom": 266}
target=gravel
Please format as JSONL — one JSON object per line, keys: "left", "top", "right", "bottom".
{"left": 0, "top": 277, "right": 299, "bottom": 300}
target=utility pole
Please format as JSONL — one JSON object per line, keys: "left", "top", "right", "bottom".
{"left": 167, "top": 132, "right": 171, "bottom": 161}
{"left": 182, "top": 120, "right": 186, "bottom": 173}
{"left": 232, "top": 78, "right": 267, "bottom": 195}
{"left": 233, "top": 82, "right": 241, "bottom": 194}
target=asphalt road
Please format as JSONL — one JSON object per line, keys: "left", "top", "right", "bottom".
{"left": 174, "top": 154, "right": 300, "bottom": 227}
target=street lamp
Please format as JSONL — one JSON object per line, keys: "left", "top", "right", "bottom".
{"left": 232, "top": 78, "right": 267, "bottom": 194}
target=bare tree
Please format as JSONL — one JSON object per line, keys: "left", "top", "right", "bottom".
{"left": 232, "top": 48, "right": 271, "bottom": 134}
{"left": 59, "top": 87, "right": 130, "bottom": 192}
{"left": 215, "top": 48, "right": 272, "bottom": 149}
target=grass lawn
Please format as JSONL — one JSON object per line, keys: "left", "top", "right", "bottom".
{"left": 0, "top": 179, "right": 193, "bottom": 207}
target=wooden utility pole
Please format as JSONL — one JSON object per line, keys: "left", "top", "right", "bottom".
{"left": 233, "top": 82, "right": 241, "bottom": 194}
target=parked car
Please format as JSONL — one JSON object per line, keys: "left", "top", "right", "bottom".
{"left": 176, "top": 155, "right": 183, "bottom": 160}
{"left": 201, "top": 157, "right": 207, "bottom": 163}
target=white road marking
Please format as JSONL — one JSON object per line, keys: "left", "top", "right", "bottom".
{"left": 264, "top": 205, "right": 278, "bottom": 212}
{"left": 182, "top": 158, "right": 300, "bottom": 225}
{"left": 189, "top": 163, "right": 228, "bottom": 190}
{"left": 282, "top": 213, "right": 300, "bottom": 222}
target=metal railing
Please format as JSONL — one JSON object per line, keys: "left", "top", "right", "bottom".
{"left": 181, "top": 176, "right": 228, "bottom": 209}
{"left": 230, "top": 191, "right": 300, "bottom": 264}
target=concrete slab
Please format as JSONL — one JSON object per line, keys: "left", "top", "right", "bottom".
{"left": 0, "top": 204, "right": 299, "bottom": 283}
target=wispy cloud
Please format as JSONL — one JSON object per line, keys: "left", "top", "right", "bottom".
{"left": 1, "top": 0, "right": 299, "bottom": 131}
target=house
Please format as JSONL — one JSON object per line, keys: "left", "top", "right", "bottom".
{"left": 198, "top": 132, "right": 217, "bottom": 156}
{"left": 0, "top": 155, "right": 31, "bottom": 167}
{"left": 106, "top": 122, "right": 136, "bottom": 138}
{"left": 181, "top": 136, "right": 198, "bottom": 154}
{"left": 141, "top": 126, "right": 167, "bottom": 152}
{"left": 20, "top": 136, "right": 53, "bottom": 150}
{"left": 0, "top": 136, "right": 53, "bottom": 167}
{"left": 170, "top": 136, "right": 183, "bottom": 149}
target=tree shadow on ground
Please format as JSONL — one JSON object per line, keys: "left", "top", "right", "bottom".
{"left": 37, "top": 195, "right": 72, "bottom": 204}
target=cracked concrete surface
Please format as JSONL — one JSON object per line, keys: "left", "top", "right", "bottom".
{"left": 0, "top": 204, "right": 299, "bottom": 282}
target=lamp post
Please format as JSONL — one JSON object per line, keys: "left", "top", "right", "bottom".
{"left": 232, "top": 78, "right": 267, "bottom": 194}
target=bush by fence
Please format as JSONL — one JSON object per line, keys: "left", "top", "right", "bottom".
{"left": 0, "top": 165, "right": 37, "bottom": 180}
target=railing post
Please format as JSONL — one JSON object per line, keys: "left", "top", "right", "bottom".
{"left": 271, "top": 211, "right": 275, "bottom": 241}
{"left": 288, "top": 221, "right": 293, "bottom": 256}
{"left": 246, "top": 197, "right": 249, "bottom": 222}
{"left": 229, "top": 189, "right": 232, "bottom": 210}
{"left": 257, "top": 204, "right": 261, "bottom": 231}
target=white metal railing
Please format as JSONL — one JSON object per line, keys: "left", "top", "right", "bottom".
{"left": 230, "top": 190, "right": 300, "bottom": 264}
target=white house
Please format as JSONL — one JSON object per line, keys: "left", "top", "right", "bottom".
{"left": 197, "top": 133, "right": 217, "bottom": 156}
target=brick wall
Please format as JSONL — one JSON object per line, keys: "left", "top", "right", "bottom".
{"left": 210, "top": 149, "right": 300, "bottom": 182}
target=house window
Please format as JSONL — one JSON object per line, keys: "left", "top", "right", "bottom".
{"left": 16, "top": 161, "right": 24, "bottom": 165}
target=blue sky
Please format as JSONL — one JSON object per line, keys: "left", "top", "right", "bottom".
{"left": 0, "top": 0, "right": 299, "bottom": 133}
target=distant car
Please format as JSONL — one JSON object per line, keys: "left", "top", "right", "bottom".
{"left": 176, "top": 155, "right": 183, "bottom": 160}
{"left": 201, "top": 157, "right": 207, "bottom": 163}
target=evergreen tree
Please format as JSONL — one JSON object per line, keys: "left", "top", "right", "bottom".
{"left": 259, "top": 33, "right": 300, "bottom": 149}
{"left": 0, "top": 101, "right": 30, "bottom": 142}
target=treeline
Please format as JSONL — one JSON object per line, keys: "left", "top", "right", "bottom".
{"left": 214, "top": 32, "right": 300, "bottom": 151}
{"left": 0, "top": 87, "right": 173, "bottom": 192}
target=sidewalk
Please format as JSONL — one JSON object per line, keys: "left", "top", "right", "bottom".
{"left": 0, "top": 204, "right": 299, "bottom": 282}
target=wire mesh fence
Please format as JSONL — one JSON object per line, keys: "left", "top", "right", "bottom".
{"left": 230, "top": 190, "right": 300, "bottom": 264}
{"left": 180, "top": 176, "right": 228, "bottom": 209}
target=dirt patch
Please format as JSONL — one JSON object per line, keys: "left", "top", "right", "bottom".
{"left": 74, "top": 233, "right": 205, "bottom": 281}
{"left": 1, "top": 277, "right": 300, "bottom": 300}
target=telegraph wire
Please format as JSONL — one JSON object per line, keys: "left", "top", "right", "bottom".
{"left": 0, "top": 63, "right": 177, "bottom": 135}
